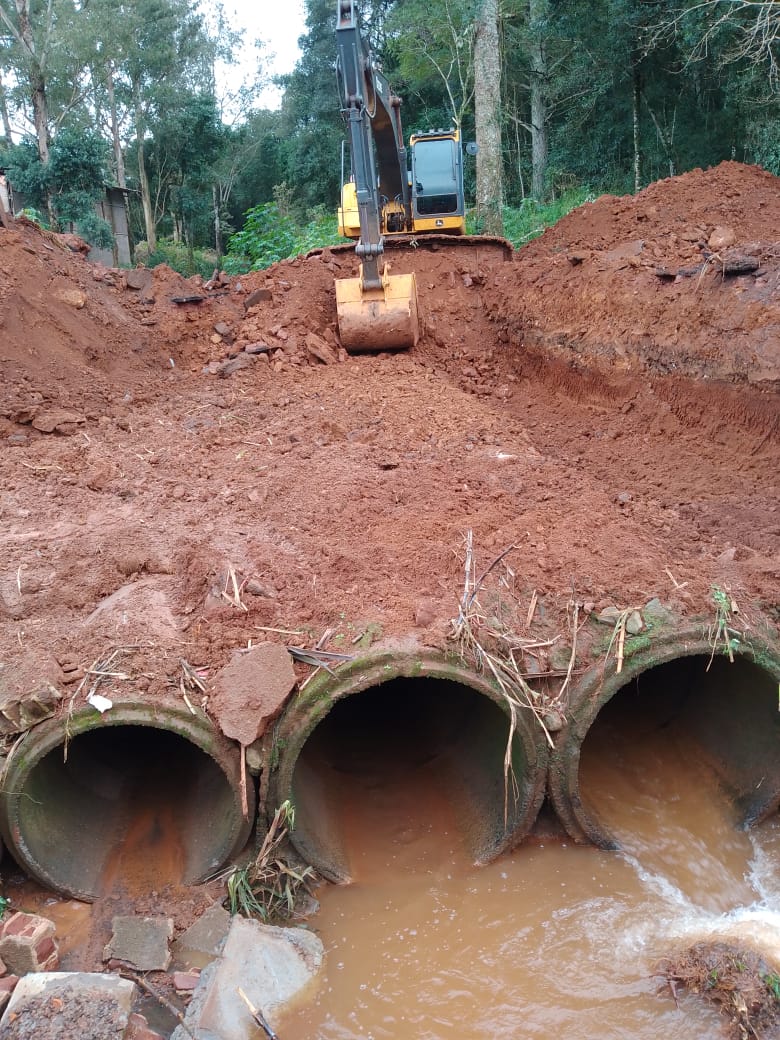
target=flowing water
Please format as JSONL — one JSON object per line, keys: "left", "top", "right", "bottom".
{"left": 278, "top": 687, "right": 780, "bottom": 1040}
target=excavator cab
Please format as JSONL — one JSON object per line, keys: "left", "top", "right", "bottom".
{"left": 409, "top": 130, "right": 466, "bottom": 235}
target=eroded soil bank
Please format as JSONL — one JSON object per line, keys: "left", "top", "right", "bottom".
{"left": 0, "top": 161, "right": 778, "bottom": 1034}
{"left": 1, "top": 161, "right": 778, "bottom": 706}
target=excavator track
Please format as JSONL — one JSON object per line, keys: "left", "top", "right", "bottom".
{"left": 309, "top": 234, "right": 514, "bottom": 262}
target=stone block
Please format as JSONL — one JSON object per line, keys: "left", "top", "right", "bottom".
{"left": 0, "top": 975, "right": 19, "bottom": 1013}
{"left": 104, "top": 916, "right": 173, "bottom": 972}
{"left": 0, "top": 913, "right": 58, "bottom": 974}
{"left": 172, "top": 970, "right": 200, "bottom": 994}
{"left": 171, "top": 918, "right": 323, "bottom": 1040}
{"left": 0, "top": 972, "right": 135, "bottom": 1037}
{"left": 172, "top": 904, "right": 230, "bottom": 970}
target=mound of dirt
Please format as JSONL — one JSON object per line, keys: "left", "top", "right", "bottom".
{"left": 0, "top": 161, "right": 777, "bottom": 720}
{"left": 485, "top": 161, "right": 780, "bottom": 386}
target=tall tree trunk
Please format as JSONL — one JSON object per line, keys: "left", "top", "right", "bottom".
{"left": 30, "top": 67, "right": 49, "bottom": 163}
{"left": 133, "top": 81, "right": 156, "bottom": 252}
{"left": 136, "top": 126, "right": 156, "bottom": 252}
{"left": 213, "top": 184, "right": 223, "bottom": 262}
{"left": 0, "top": 71, "right": 14, "bottom": 140}
{"left": 529, "top": 0, "right": 548, "bottom": 199}
{"left": 106, "top": 66, "right": 131, "bottom": 266}
{"left": 107, "top": 67, "right": 126, "bottom": 189}
{"left": 632, "top": 61, "right": 641, "bottom": 192}
{"left": 474, "top": 0, "right": 503, "bottom": 235}
{"left": 13, "top": 0, "right": 50, "bottom": 161}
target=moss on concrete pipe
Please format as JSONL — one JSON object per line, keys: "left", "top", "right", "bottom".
{"left": 0, "top": 701, "right": 254, "bottom": 900}
{"left": 549, "top": 630, "right": 780, "bottom": 847}
{"left": 266, "top": 649, "right": 549, "bottom": 883}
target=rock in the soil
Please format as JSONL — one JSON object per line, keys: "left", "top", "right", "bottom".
{"left": 0, "top": 913, "right": 58, "bottom": 975}
{"left": 0, "top": 972, "right": 135, "bottom": 1040}
{"left": 171, "top": 918, "right": 323, "bottom": 1040}
{"left": 124, "top": 1012, "right": 165, "bottom": 1040}
{"left": 103, "top": 916, "right": 173, "bottom": 972}
{"left": 213, "top": 355, "right": 255, "bottom": 378}
{"left": 171, "top": 904, "right": 231, "bottom": 970}
{"left": 213, "top": 322, "right": 234, "bottom": 343}
{"left": 708, "top": 225, "right": 736, "bottom": 250}
{"left": 210, "top": 642, "right": 296, "bottom": 745}
{"left": 56, "top": 288, "right": 86, "bottom": 309}
{"left": 595, "top": 605, "right": 622, "bottom": 625}
{"left": 643, "top": 598, "right": 674, "bottom": 625}
{"left": 306, "top": 332, "right": 338, "bottom": 365}
{"left": 125, "top": 269, "right": 153, "bottom": 291}
{"left": 0, "top": 683, "right": 62, "bottom": 736}
{"left": 244, "top": 288, "right": 272, "bottom": 309}
{"left": 625, "top": 609, "right": 644, "bottom": 635}
{"left": 30, "top": 408, "right": 85, "bottom": 434}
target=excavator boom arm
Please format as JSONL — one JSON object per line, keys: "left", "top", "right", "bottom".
{"left": 334, "top": 0, "right": 419, "bottom": 351}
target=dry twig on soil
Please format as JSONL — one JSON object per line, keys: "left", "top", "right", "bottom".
{"left": 178, "top": 658, "right": 208, "bottom": 715}
{"left": 120, "top": 972, "right": 198, "bottom": 1040}
{"left": 63, "top": 645, "right": 141, "bottom": 760}
{"left": 450, "top": 532, "right": 560, "bottom": 824}
{"left": 221, "top": 564, "right": 249, "bottom": 612}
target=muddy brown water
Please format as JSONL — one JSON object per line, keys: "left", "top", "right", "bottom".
{"left": 6, "top": 674, "right": 780, "bottom": 1039}
{"left": 278, "top": 680, "right": 780, "bottom": 1039}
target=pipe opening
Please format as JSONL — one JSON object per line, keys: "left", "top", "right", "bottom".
{"left": 577, "top": 653, "right": 780, "bottom": 849}
{"left": 3, "top": 721, "right": 249, "bottom": 900}
{"left": 285, "top": 676, "right": 540, "bottom": 882}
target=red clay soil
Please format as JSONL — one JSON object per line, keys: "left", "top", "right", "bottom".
{"left": 0, "top": 161, "right": 778, "bottom": 712}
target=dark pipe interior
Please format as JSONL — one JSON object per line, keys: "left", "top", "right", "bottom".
{"left": 291, "top": 677, "right": 529, "bottom": 879}
{"left": 17, "top": 726, "right": 238, "bottom": 898}
{"left": 579, "top": 653, "right": 780, "bottom": 827}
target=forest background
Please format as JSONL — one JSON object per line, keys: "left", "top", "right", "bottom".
{"left": 0, "top": 0, "right": 778, "bottom": 274}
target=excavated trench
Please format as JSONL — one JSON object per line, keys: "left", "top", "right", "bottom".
{"left": 0, "top": 705, "right": 253, "bottom": 900}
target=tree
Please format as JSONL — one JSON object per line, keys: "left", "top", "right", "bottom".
{"left": 387, "top": 0, "right": 477, "bottom": 130}
{"left": 474, "top": 0, "right": 503, "bottom": 232}
{"left": 83, "top": 0, "right": 216, "bottom": 251}
{"left": 653, "top": 0, "right": 780, "bottom": 90}
{"left": 278, "top": 0, "right": 345, "bottom": 215}
{"left": 4, "top": 124, "right": 112, "bottom": 241}
{"left": 0, "top": 0, "right": 57, "bottom": 160}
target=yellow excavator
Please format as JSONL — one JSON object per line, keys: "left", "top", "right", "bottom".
{"left": 334, "top": 0, "right": 474, "bottom": 353}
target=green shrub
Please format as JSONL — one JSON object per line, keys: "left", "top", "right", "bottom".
{"left": 468, "top": 188, "right": 595, "bottom": 249}
{"left": 224, "top": 202, "right": 344, "bottom": 272}
{"left": 136, "top": 238, "right": 218, "bottom": 278}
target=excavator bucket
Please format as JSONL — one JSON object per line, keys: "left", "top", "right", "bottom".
{"left": 336, "top": 267, "right": 419, "bottom": 353}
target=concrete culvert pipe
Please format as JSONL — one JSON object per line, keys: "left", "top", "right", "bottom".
{"left": 0, "top": 702, "right": 254, "bottom": 900}
{"left": 267, "top": 652, "right": 548, "bottom": 882}
{"left": 549, "top": 635, "right": 780, "bottom": 847}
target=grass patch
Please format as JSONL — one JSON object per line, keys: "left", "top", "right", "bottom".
{"left": 224, "top": 800, "right": 317, "bottom": 923}
{"left": 467, "top": 188, "right": 595, "bottom": 248}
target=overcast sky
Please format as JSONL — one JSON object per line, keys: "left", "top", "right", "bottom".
{"left": 218, "top": 0, "right": 308, "bottom": 109}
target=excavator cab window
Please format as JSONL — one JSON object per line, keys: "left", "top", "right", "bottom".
{"left": 411, "top": 138, "right": 462, "bottom": 216}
